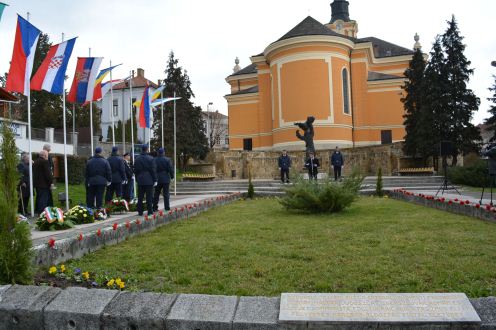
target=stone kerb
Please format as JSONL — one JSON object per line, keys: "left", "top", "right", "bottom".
{"left": 0, "top": 286, "right": 495, "bottom": 329}
{"left": 389, "top": 189, "right": 496, "bottom": 224}
{"left": 33, "top": 193, "right": 241, "bottom": 266}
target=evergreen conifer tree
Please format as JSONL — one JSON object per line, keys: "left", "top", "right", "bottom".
{"left": 441, "top": 15, "right": 481, "bottom": 164}
{"left": 402, "top": 47, "right": 428, "bottom": 161}
{"left": 0, "top": 123, "right": 33, "bottom": 284}
{"left": 152, "top": 52, "right": 208, "bottom": 167}
{"left": 484, "top": 75, "right": 496, "bottom": 141}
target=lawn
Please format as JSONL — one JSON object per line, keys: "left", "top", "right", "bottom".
{"left": 66, "top": 197, "right": 496, "bottom": 297}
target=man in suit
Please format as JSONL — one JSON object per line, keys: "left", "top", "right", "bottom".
{"left": 134, "top": 144, "right": 157, "bottom": 216}
{"left": 105, "top": 146, "right": 126, "bottom": 203}
{"left": 17, "top": 153, "right": 31, "bottom": 215}
{"left": 85, "top": 147, "right": 112, "bottom": 209}
{"left": 305, "top": 152, "right": 320, "bottom": 180}
{"left": 153, "top": 148, "right": 174, "bottom": 211}
{"left": 278, "top": 150, "right": 292, "bottom": 183}
{"left": 33, "top": 150, "right": 53, "bottom": 213}
{"left": 122, "top": 152, "right": 134, "bottom": 202}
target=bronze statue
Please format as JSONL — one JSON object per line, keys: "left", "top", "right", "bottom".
{"left": 295, "top": 116, "right": 315, "bottom": 156}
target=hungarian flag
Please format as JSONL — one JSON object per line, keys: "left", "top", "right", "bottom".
{"left": 5, "top": 15, "right": 41, "bottom": 96}
{"left": 31, "top": 38, "right": 77, "bottom": 95}
{"left": 0, "top": 2, "right": 8, "bottom": 22}
{"left": 139, "top": 85, "right": 151, "bottom": 128}
{"left": 67, "top": 57, "right": 103, "bottom": 103}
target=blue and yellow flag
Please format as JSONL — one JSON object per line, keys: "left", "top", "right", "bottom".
{"left": 0, "top": 3, "right": 9, "bottom": 22}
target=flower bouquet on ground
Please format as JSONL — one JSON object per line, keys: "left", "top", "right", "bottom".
{"left": 16, "top": 214, "right": 28, "bottom": 223}
{"left": 128, "top": 198, "right": 145, "bottom": 213}
{"left": 65, "top": 205, "right": 94, "bottom": 225}
{"left": 36, "top": 207, "right": 75, "bottom": 231}
{"left": 107, "top": 198, "right": 129, "bottom": 214}
{"left": 94, "top": 208, "right": 108, "bottom": 221}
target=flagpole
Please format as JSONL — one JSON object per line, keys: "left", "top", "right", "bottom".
{"left": 27, "top": 12, "right": 35, "bottom": 217}
{"left": 161, "top": 89, "right": 164, "bottom": 149}
{"left": 61, "top": 33, "right": 70, "bottom": 211}
{"left": 72, "top": 102, "right": 76, "bottom": 155}
{"left": 129, "top": 71, "right": 136, "bottom": 196}
{"left": 173, "top": 91, "right": 177, "bottom": 196}
{"left": 110, "top": 60, "right": 115, "bottom": 146}
{"left": 89, "top": 47, "right": 94, "bottom": 154}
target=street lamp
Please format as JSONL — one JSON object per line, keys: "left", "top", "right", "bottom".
{"left": 207, "top": 102, "right": 213, "bottom": 147}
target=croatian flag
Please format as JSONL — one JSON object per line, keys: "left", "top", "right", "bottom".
{"left": 67, "top": 57, "right": 103, "bottom": 104}
{"left": 5, "top": 15, "right": 41, "bottom": 96}
{"left": 139, "top": 85, "right": 151, "bottom": 128}
{"left": 31, "top": 38, "right": 77, "bottom": 95}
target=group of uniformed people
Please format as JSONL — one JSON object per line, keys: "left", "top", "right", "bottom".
{"left": 85, "top": 144, "right": 174, "bottom": 216}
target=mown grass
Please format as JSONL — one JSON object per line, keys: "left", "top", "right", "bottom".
{"left": 67, "top": 197, "right": 496, "bottom": 297}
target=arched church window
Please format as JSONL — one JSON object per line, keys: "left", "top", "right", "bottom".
{"left": 342, "top": 68, "right": 350, "bottom": 114}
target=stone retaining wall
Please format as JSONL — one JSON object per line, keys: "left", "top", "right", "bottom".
{"left": 208, "top": 143, "right": 404, "bottom": 179}
{"left": 0, "top": 285, "right": 494, "bottom": 329}
{"left": 33, "top": 194, "right": 241, "bottom": 267}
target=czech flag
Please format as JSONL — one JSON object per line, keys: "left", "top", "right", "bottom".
{"left": 5, "top": 15, "right": 41, "bottom": 96}
{"left": 139, "top": 85, "right": 151, "bottom": 128}
{"left": 31, "top": 38, "right": 77, "bottom": 95}
{"left": 67, "top": 57, "right": 103, "bottom": 104}
{"left": 92, "top": 63, "right": 121, "bottom": 101}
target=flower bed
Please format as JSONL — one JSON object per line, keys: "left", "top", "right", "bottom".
{"left": 389, "top": 189, "right": 496, "bottom": 223}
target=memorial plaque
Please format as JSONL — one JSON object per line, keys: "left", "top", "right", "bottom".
{"left": 279, "top": 293, "right": 481, "bottom": 326}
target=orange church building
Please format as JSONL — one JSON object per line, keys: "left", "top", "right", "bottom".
{"left": 225, "top": 0, "right": 417, "bottom": 151}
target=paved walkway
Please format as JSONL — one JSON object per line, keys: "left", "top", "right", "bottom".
{"left": 30, "top": 194, "right": 223, "bottom": 247}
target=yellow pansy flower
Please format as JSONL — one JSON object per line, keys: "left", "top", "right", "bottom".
{"left": 49, "top": 266, "right": 57, "bottom": 274}
{"left": 82, "top": 271, "right": 90, "bottom": 280}
{"left": 107, "top": 279, "right": 115, "bottom": 287}
{"left": 60, "top": 264, "right": 66, "bottom": 273}
{"left": 118, "top": 281, "right": 125, "bottom": 289}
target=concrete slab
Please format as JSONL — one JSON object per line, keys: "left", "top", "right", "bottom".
{"left": 101, "top": 291, "right": 177, "bottom": 329}
{"left": 44, "top": 287, "right": 118, "bottom": 329}
{"left": 0, "top": 285, "right": 61, "bottom": 330}
{"left": 166, "top": 294, "right": 238, "bottom": 330}
{"left": 233, "top": 296, "right": 281, "bottom": 330}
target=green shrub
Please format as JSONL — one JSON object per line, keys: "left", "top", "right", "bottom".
{"left": 0, "top": 123, "right": 33, "bottom": 284}
{"left": 279, "top": 169, "right": 363, "bottom": 213}
{"left": 447, "top": 159, "right": 490, "bottom": 187}
{"left": 247, "top": 173, "right": 255, "bottom": 199}
{"left": 57, "top": 155, "right": 87, "bottom": 185}
{"left": 376, "top": 167, "right": 384, "bottom": 197}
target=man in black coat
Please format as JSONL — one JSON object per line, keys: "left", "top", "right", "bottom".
{"left": 122, "top": 152, "right": 134, "bottom": 202}
{"left": 85, "top": 147, "right": 112, "bottom": 209}
{"left": 17, "top": 153, "right": 30, "bottom": 215}
{"left": 278, "top": 150, "right": 292, "bottom": 183}
{"left": 105, "top": 146, "right": 126, "bottom": 203}
{"left": 134, "top": 144, "right": 157, "bottom": 216}
{"left": 153, "top": 148, "right": 174, "bottom": 211}
{"left": 330, "top": 146, "right": 344, "bottom": 181}
{"left": 33, "top": 150, "right": 53, "bottom": 213}
{"left": 305, "top": 152, "right": 320, "bottom": 180}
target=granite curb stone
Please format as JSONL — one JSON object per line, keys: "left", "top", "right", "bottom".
{"left": 44, "top": 287, "right": 118, "bottom": 329}
{"left": 0, "top": 285, "right": 11, "bottom": 301}
{"left": 101, "top": 291, "right": 177, "bottom": 329}
{"left": 166, "top": 294, "right": 238, "bottom": 330}
{"left": 233, "top": 296, "right": 281, "bottom": 330}
{"left": 0, "top": 285, "right": 61, "bottom": 330}
{"left": 471, "top": 297, "right": 496, "bottom": 329}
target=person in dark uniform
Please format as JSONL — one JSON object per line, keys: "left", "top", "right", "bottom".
{"left": 305, "top": 152, "right": 320, "bottom": 180}
{"left": 278, "top": 150, "right": 292, "bottom": 183}
{"left": 105, "top": 146, "right": 126, "bottom": 203}
{"left": 43, "top": 144, "right": 55, "bottom": 207}
{"left": 17, "top": 153, "right": 30, "bottom": 215}
{"left": 122, "top": 152, "right": 134, "bottom": 202}
{"left": 85, "top": 147, "right": 112, "bottom": 209}
{"left": 153, "top": 148, "right": 174, "bottom": 211}
{"left": 330, "top": 146, "right": 344, "bottom": 181}
{"left": 33, "top": 150, "right": 53, "bottom": 213}
{"left": 134, "top": 144, "right": 157, "bottom": 216}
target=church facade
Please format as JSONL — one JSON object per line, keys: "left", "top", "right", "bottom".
{"left": 225, "top": 0, "right": 416, "bottom": 151}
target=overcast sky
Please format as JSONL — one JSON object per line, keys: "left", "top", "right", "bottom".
{"left": 1, "top": 0, "right": 495, "bottom": 124}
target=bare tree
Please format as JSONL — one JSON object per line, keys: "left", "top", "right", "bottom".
{"left": 206, "top": 110, "right": 227, "bottom": 149}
